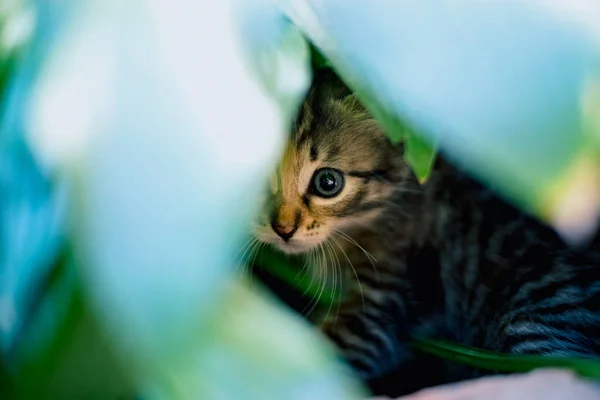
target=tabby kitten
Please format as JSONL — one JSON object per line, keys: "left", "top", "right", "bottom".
{"left": 253, "top": 70, "right": 600, "bottom": 395}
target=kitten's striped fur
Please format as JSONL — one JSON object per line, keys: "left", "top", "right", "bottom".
{"left": 253, "top": 70, "right": 600, "bottom": 395}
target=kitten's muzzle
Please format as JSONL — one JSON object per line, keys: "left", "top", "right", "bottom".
{"left": 271, "top": 221, "right": 298, "bottom": 242}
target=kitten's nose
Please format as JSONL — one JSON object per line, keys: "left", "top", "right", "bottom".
{"left": 271, "top": 222, "right": 298, "bottom": 242}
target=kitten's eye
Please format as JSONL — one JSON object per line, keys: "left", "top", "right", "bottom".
{"left": 311, "top": 168, "right": 345, "bottom": 198}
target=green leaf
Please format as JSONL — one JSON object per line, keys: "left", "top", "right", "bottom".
{"left": 356, "top": 90, "right": 438, "bottom": 181}
{"left": 405, "top": 131, "right": 437, "bottom": 183}
{"left": 412, "top": 338, "right": 600, "bottom": 380}
{"left": 311, "top": 46, "right": 331, "bottom": 70}
{"left": 183, "top": 277, "right": 365, "bottom": 399}
{"left": 253, "top": 246, "right": 343, "bottom": 306}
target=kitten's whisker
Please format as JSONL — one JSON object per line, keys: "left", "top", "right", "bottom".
{"left": 330, "top": 236, "right": 366, "bottom": 318}
{"left": 397, "top": 187, "right": 421, "bottom": 195}
{"left": 377, "top": 199, "right": 412, "bottom": 216}
{"left": 296, "top": 249, "right": 314, "bottom": 283}
{"left": 349, "top": 198, "right": 411, "bottom": 217}
{"left": 235, "top": 237, "right": 254, "bottom": 266}
{"left": 325, "top": 239, "right": 344, "bottom": 325}
{"left": 299, "top": 249, "right": 318, "bottom": 300}
{"left": 327, "top": 237, "right": 345, "bottom": 327}
{"left": 332, "top": 228, "right": 377, "bottom": 263}
{"left": 314, "top": 243, "right": 329, "bottom": 316}
{"left": 333, "top": 258, "right": 344, "bottom": 324}
{"left": 332, "top": 229, "right": 380, "bottom": 283}
{"left": 300, "top": 246, "right": 322, "bottom": 315}
{"left": 333, "top": 252, "right": 341, "bottom": 327}
{"left": 338, "top": 216, "right": 377, "bottom": 231}
{"left": 247, "top": 242, "right": 265, "bottom": 282}
{"left": 321, "top": 241, "right": 336, "bottom": 325}
{"left": 245, "top": 239, "right": 263, "bottom": 282}
{"left": 235, "top": 236, "right": 254, "bottom": 256}
{"left": 303, "top": 244, "right": 327, "bottom": 317}
{"left": 237, "top": 237, "right": 258, "bottom": 275}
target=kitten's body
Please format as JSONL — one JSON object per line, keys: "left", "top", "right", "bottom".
{"left": 253, "top": 71, "right": 600, "bottom": 396}
{"left": 330, "top": 157, "right": 600, "bottom": 395}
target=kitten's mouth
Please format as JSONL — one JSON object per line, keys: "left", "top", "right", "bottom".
{"left": 254, "top": 231, "right": 324, "bottom": 255}
{"left": 257, "top": 236, "right": 319, "bottom": 255}
{"left": 272, "top": 240, "right": 313, "bottom": 255}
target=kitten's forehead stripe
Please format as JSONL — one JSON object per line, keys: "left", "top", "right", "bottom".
{"left": 295, "top": 104, "right": 314, "bottom": 146}
{"left": 310, "top": 144, "right": 319, "bottom": 162}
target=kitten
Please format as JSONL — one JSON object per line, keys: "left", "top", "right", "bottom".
{"left": 253, "top": 69, "right": 600, "bottom": 395}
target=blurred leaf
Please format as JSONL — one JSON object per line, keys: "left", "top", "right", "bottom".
{"left": 0, "top": 57, "right": 15, "bottom": 114}
{"left": 582, "top": 75, "right": 600, "bottom": 146}
{"left": 0, "top": 141, "right": 65, "bottom": 358}
{"left": 538, "top": 148, "right": 600, "bottom": 244}
{"left": 11, "top": 0, "right": 363, "bottom": 398}
{"left": 405, "top": 131, "right": 437, "bottom": 183}
{"left": 0, "top": 244, "right": 133, "bottom": 399}
{"left": 1, "top": 0, "right": 69, "bottom": 371}
{"left": 151, "top": 276, "right": 365, "bottom": 399}
{"left": 11, "top": 281, "right": 134, "bottom": 399}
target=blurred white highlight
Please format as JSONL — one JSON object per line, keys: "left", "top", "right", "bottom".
{"left": 0, "top": 4, "right": 35, "bottom": 53}
{"left": 27, "top": 10, "right": 118, "bottom": 172}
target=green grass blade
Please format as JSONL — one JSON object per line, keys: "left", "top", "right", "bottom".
{"left": 412, "top": 338, "right": 600, "bottom": 379}
{"left": 253, "top": 248, "right": 342, "bottom": 305}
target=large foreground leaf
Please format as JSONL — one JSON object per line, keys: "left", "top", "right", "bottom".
{"left": 3, "top": 0, "right": 363, "bottom": 398}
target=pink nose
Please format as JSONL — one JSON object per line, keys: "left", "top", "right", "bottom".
{"left": 271, "top": 222, "right": 298, "bottom": 241}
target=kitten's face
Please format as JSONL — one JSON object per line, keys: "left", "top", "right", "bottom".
{"left": 253, "top": 71, "right": 407, "bottom": 254}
